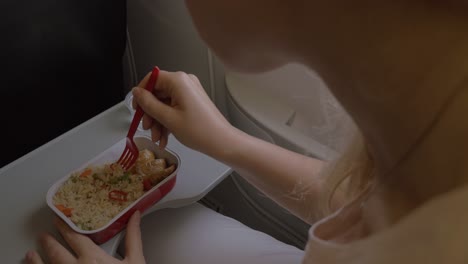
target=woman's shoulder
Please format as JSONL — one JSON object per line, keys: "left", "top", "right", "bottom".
{"left": 304, "top": 184, "right": 468, "bottom": 264}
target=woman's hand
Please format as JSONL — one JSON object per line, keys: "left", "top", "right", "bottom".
{"left": 132, "top": 70, "right": 237, "bottom": 158}
{"left": 25, "top": 211, "right": 145, "bottom": 264}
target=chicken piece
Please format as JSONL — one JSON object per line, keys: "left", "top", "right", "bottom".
{"left": 136, "top": 149, "right": 155, "bottom": 166}
{"left": 132, "top": 149, "right": 176, "bottom": 187}
{"left": 146, "top": 164, "right": 176, "bottom": 185}
{"left": 136, "top": 158, "right": 167, "bottom": 177}
{"left": 131, "top": 149, "right": 156, "bottom": 174}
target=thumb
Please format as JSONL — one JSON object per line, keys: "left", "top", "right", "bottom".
{"left": 124, "top": 211, "right": 145, "bottom": 263}
{"left": 132, "top": 87, "right": 174, "bottom": 127}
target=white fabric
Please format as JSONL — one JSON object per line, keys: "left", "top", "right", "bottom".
{"left": 136, "top": 203, "right": 304, "bottom": 264}
{"left": 303, "top": 185, "right": 468, "bottom": 264}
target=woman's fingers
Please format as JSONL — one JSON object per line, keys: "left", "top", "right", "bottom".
{"left": 150, "top": 122, "right": 162, "bottom": 143}
{"left": 188, "top": 74, "right": 201, "bottom": 86}
{"left": 133, "top": 69, "right": 232, "bottom": 156}
{"left": 133, "top": 87, "right": 175, "bottom": 128}
{"left": 25, "top": 250, "right": 45, "bottom": 264}
{"left": 39, "top": 233, "right": 75, "bottom": 264}
{"left": 147, "top": 118, "right": 169, "bottom": 148}
{"left": 54, "top": 217, "right": 100, "bottom": 257}
{"left": 138, "top": 69, "right": 173, "bottom": 94}
{"left": 142, "top": 114, "right": 153, "bottom": 130}
{"left": 124, "top": 211, "right": 145, "bottom": 263}
{"left": 159, "top": 127, "right": 169, "bottom": 150}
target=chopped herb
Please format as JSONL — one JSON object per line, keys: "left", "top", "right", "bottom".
{"left": 109, "top": 173, "right": 130, "bottom": 184}
{"left": 122, "top": 173, "right": 130, "bottom": 181}
{"left": 108, "top": 177, "right": 119, "bottom": 184}
{"left": 92, "top": 173, "right": 99, "bottom": 180}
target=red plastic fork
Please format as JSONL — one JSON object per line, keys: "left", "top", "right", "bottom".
{"left": 117, "top": 66, "right": 160, "bottom": 170}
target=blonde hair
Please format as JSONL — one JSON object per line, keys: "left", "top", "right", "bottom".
{"left": 317, "top": 131, "right": 375, "bottom": 217}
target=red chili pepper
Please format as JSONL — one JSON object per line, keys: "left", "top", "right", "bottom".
{"left": 108, "top": 190, "right": 128, "bottom": 202}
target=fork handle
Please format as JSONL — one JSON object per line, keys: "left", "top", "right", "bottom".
{"left": 127, "top": 66, "right": 160, "bottom": 138}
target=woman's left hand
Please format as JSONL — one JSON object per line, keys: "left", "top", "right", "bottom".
{"left": 25, "top": 211, "right": 145, "bottom": 264}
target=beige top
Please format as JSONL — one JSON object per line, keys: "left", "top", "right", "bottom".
{"left": 303, "top": 185, "right": 468, "bottom": 264}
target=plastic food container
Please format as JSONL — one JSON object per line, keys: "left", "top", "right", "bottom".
{"left": 46, "top": 136, "right": 180, "bottom": 244}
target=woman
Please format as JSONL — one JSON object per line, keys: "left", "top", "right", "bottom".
{"left": 26, "top": 0, "right": 468, "bottom": 263}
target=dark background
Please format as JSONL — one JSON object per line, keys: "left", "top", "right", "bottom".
{"left": 0, "top": 0, "right": 127, "bottom": 167}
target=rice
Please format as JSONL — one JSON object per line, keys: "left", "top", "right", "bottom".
{"left": 53, "top": 149, "right": 175, "bottom": 231}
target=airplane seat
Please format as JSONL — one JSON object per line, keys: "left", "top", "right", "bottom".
{"left": 217, "top": 64, "right": 354, "bottom": 248}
